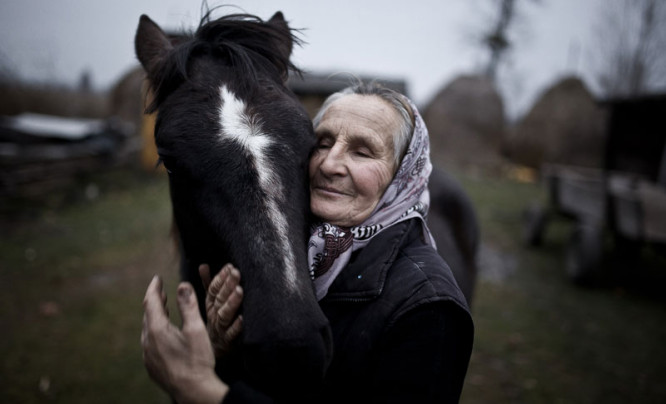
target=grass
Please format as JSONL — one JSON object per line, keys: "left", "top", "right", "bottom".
{"left": 0, "top": 169, "right": 179, "bottom": 403}
{"left": 1, "top": 166, "right": 665, "bottom": 403}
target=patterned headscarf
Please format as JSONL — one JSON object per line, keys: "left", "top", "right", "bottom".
{"left": 307, "top": 96, "right": 435, "bottom": 300}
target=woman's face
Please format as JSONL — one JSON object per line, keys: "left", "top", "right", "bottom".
{"left": 309, "top": 94, "right": 400, "bottom": 227}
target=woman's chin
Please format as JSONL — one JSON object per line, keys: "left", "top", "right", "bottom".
{"left": 311, "top": 205, "right": 339, "bottom": 223}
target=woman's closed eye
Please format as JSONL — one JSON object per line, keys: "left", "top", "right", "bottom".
{"left": 315, "top": 137, "right": 333, "bottom": 149}
{"left": 354, "top": 148, "right": 373, "bottom": 158}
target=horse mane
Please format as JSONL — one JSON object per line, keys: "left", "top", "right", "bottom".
{"left": 146, "top": 12, "right": 303, "bottom": 113}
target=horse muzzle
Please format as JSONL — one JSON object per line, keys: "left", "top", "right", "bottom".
{"left": 240, "top": 315, "right": 333, "bottom": 397}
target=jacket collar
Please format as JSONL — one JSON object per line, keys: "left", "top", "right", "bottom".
{"left": 322, "top": 220, "right": 418, "bottom": 302}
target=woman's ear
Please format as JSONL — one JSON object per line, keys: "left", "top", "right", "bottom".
{"left": 135, "top": 14, "right": 173, "bottom": 78}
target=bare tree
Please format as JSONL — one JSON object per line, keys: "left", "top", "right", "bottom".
{"left": 461, "top": 0, "right": 543, "bottom": 119}
{"left": 479, "top": 0, "right": 542, "bottom": 82}
{"left": 483, "top": 0, "right": 516, "bottom": 81}
{"left": 592, "top": 0, "right": 666, "bottom": 98}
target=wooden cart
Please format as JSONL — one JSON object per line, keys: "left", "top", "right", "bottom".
{"left": 523, "top": 94, "right": 666, "bottom": 284}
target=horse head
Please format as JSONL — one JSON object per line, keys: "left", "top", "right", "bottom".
{"left": 135, "top": 11, "right": 331, "bottom": 395}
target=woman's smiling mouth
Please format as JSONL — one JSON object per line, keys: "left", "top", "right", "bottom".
{"left": 313, "top": 184, "right": 349, "bottom": 197}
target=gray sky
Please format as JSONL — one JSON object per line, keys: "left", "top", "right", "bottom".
{"left": 0, "top": 0, "right": 603, "bottom": 119}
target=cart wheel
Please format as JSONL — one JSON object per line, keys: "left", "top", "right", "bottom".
{"left": 523, "top": 202, "right": 547, "bottom": 247}
{"left": 565, "top": 223, "right": 603, "bottom": 286}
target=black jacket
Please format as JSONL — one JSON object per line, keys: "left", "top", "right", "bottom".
{"left": 225, "top": 219, "right": 474, "bottom": 403}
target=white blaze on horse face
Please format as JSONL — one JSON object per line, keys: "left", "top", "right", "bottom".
{"left": 218, "top": 85, "right": 297, "bottom": 291}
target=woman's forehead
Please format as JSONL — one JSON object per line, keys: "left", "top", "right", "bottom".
{"left": 317, "top": 94, "right": 400, "bottom": 144}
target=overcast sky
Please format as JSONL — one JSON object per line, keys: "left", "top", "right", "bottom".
{"left": 0, "top": 0, "right": 606, "bottom": 119}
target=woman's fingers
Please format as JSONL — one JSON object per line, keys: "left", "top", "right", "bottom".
{"left": 200, "top": 265, "right": 244, "bottom": 357}
{"left": 143, "top": 275, "right": 167, "bottom": 327}
{"left": 206, "top": 265, "right": 230, "bottom": 306}
{"left": 142, "top": 276, "right": 168, "bottom": 360}
{"left": 215, "top": 285, "right": 243, "bottom": 329}
{"left": 211, "top": 310, "right": 243, "bottom": 357}
{"left": 204, "top": 265, "right": 227, "bottom": 319}
{"left": 176, "top": 282, "right": 207, "bottom": 335}
{"left": 206, "top": 265, "right": 240, "bottom": 311}
{"left": 214, "top": 267, "right": 240, "bottom": 309}
{"left": 160, "top": 287, "right": 169, "bottom": 318}
{"left": 225, "top": 315, "right": 243, "bottom": 342}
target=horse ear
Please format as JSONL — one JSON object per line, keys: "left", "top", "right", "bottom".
{"left": 268, "top": 11, "right": 294, "bottom": 60}
{"left": 135, "top": 14, "right": 173, "bottom": 77}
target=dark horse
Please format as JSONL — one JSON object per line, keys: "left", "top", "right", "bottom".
{"left": 427, "top": 166, "right": 479, "bottom": 307}
{"left": 134, "top": 11, "right": 332, "bottom": 396}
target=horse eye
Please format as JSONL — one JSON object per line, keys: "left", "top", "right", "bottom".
{"left": 158, "top": 155, "right": 175, "bottom": 175}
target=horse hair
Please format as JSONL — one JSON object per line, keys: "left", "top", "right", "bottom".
{"left": 146, "top": 12, "right": 303, "bottom": 113}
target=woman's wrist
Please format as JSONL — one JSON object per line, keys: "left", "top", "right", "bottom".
{"left": 174, "top": 370, "right": 229, "bottom": 404}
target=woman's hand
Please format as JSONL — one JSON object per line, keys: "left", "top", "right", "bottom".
{"left": 199, "top": 264, "right": 244, "bottom": 358}
{"left": 141, "top": 276, "right": 228, "bottom": 404}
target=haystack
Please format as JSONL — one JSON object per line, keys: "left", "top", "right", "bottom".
{"left": 423, "top": 74, "right": 506, "bottom": 171}
{"left": 504, "top": 76, "right": 607, "bottom": 169}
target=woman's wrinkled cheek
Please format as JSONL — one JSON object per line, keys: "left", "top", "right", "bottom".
{"left": 372, "top": 166, "right": 394, "bottom": 195}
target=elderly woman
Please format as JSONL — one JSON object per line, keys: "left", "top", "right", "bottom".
{"left": 142, "top": 83, "right": 473, "bottom": 403}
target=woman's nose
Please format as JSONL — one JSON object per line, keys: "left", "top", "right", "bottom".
{"left": 318, "top": 147, "right": 346, "bottom": 176}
